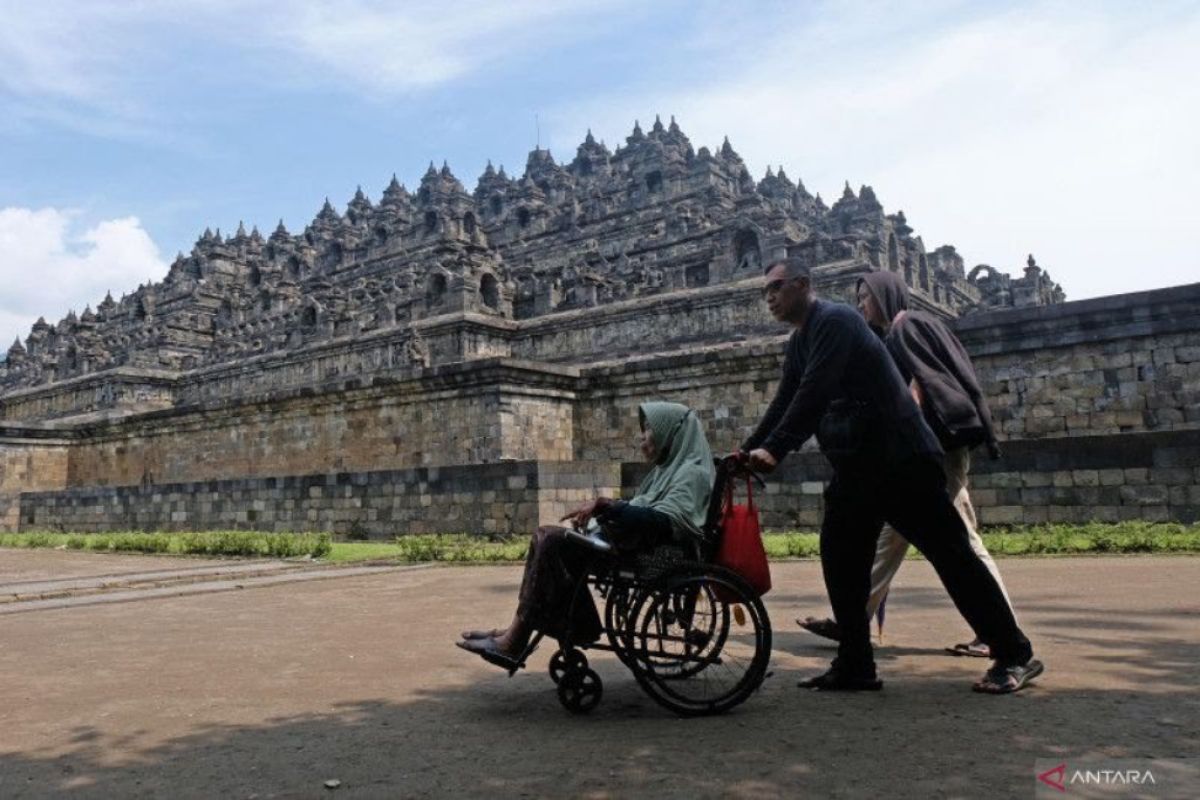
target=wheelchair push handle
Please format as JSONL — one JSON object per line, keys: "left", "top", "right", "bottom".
{"left": 718, "top": 451, "right": 766, "bottom": 489}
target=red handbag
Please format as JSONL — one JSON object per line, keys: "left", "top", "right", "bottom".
{"left": 714, "top": 475, "right": 772, "bottom": 597}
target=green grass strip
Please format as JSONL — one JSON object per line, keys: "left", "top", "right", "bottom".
{"left": 0, "top": 530, "right": 331, "bottom": 558}
{"left": 323, "top": 521, "right": 1200, "bottom": 564}
{"left": 2, "top": 522, "right": 1197, "bottom": 564}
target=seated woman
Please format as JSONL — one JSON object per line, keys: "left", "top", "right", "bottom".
{"left": 457, "top": 401, "right": 715, "bottom": 671}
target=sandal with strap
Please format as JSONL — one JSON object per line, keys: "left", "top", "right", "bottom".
{"left": 797, "top": 659, "right": 882, "bottom": 692}
{"left": 796, "top": 616, "right": 842, "bottom": 642}
{"left": 455, "top": 637, "right": 537, "bottom": 677}
{"left": 946, "top": 641, "right": 991, "bottom": 658}
{"left": 972, "top": 659, "right": 1044, "bottom": 694}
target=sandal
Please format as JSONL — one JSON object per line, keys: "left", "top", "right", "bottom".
{"left": 796, "top": 616, "right": 842, "bottom": 642}
{"left": 972, "top": 659, "right": 1044, "bottom": 694}
{"left": 797, "top": 659, "right": 882, "bottom": 692}
{"left": 946, "top": 641, "right": 991, "bottom": 658}
{"left": 455, "top": 637, "right": 535, "bottom": 676}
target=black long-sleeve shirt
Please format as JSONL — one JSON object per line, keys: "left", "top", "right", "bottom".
{"left": 741, "top": 299, "right": 942, "bottom": 466}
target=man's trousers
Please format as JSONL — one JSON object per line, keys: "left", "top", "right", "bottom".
{"left": 865, "top": 446, "right": 1014, "bottom": 619}
{"left": 820, "top": 455, "right": 1032, "bottom": 671}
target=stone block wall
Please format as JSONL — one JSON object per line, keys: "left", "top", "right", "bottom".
{"left": 0, "top": 370, "right": 176, "bottom": 423}
{"left": 64, "top": 360, "right": 578, "bottom": 489}
{"left": 958, "top": 283, "right": 1200, "bottom": 439}
{"left": 22, "top": 460, "right": 620, "bottom": 538}
{"left": 4, "top": 282, "right": 1199, "bottom": 535}
{"left": 967, "top": 429, "right": 1200, "bottom": 525}
{"left": 532, "top": 461, "right": 622, "bottom": 530}
{"left": 511, "top": 278, "right": 781, "bottom": 365}
{"left": 0, "top": 427, "right": 71, "bottom": 531}
{"left": 572, "top": 341, "right": 788, "bottom": 462}
{"left": 623, "top": 429, "right": 1200, "bottom": 530}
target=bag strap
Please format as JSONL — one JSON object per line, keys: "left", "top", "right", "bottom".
{"left": 744, "top": 475, "right": 756, "bottom": 512}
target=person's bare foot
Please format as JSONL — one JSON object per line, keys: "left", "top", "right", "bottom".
{"left": 491, "top": 629, "right": 530, "bottom": 657}
{"left": 460, "top": 627, "right": 506, "bottom": 641}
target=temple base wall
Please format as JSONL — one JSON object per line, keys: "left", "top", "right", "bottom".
{"left": 3, "top": 283, "right": 1198, "bottom": 535}
{"left": 19, "top": 461, "right": 619, "bottom": 537}
{"left": 624, "top": 429, "right": 1200, "bottom": 530}
{"left": 0, "top": 428, "right": 71, "bottom": 532}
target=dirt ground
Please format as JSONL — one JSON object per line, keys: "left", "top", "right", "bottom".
{"left": 0, "top": 551, "right": 1197, "bottom": 799}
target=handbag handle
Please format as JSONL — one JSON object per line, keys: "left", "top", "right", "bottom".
{"left": 723, "top": 472, "right": 757, "bottom": 513}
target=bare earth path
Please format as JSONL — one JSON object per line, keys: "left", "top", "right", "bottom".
{"left": 0, "top": 551, "right": 1197, "bottom": 799}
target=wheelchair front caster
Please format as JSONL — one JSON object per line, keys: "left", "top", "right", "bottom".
{"left": 549, "top": 649, "right": 588, "bottom": 685}
{"left": 557, "top": 667, "right": 603, "bottom": 714}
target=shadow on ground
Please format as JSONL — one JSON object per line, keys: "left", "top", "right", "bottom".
{"left": 1, "top": 634, "right": 1197, "bottom": 799}
{"left": 1, "top": 557, "right": 1197, "bottom": 798}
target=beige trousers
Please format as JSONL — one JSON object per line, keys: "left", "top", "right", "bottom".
{"left": 867, "top": 447, "right": 1014, "bottom": 618}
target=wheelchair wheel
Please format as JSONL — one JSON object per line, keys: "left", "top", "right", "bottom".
{"left": 557, "top": 667, "right": 603, "bottom": 714}
{"left": 629, "top": 565, "right": 771, "bottom": 717}
{"left": 548, "top": 648, "right": 588, "bottom": 685}
{"left": 602, "top": 582, "right": 646, "bottom": 669}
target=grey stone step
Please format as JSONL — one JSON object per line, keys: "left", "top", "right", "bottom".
{"left": 0, "top": 563, "right": 431, "bottom": 615}
{"left": 0, "top": 558, "right": 287, "bottom": 588}
{"left": 0, "top": 560, "right": 306, "bottom": 603}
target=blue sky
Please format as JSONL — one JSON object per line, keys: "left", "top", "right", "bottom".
{"left": 2, "top": 0, "right": 1198, "bottom": 347}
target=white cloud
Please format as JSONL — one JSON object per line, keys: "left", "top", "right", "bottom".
{"left": 265, "top": 0, "right": 628, "bottom": 93}
{"left": 0, "top": 0, "right": 631, "bottom": 112}
{"left": 548, "top": 2, "right": 1200, "bottom": 300}
{"left": 0, "top": 208, "right": 167, "bottom": 349}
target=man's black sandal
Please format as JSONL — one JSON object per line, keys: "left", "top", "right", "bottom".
{"left": 972, "top": 659, "right": 1044, "bottom": 694}
{"left": 797, "top": 663, "right": 883, "bottom": 691}
{"left": 797, "top": 617, "right": 843, "bottom": 642}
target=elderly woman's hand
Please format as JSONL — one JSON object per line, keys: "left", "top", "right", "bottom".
{"left": 560, "top": 497, "right": 613, "bottom": 529}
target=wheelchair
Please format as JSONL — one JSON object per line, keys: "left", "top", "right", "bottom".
{"left": 507, "top": 454, "right": 773, "bottom": 717}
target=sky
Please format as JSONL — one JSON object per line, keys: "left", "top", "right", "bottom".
{"left": 2, "top": 0, "right": 1198, "bottom": 349}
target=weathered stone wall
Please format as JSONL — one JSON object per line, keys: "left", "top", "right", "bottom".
{"left": 572, "top": 341, "right": 787, "bottom": 460}
{"left": 511, "top": 278, "right": 781, "bottom": 365}
{"left": 22, "top": 460, "right": 619, "bottom": 536}
{"left": 624, "top": 429, "right": 1200, "bottom": 529}
{"left": 5, "top": 282, "right": 1199, "bottom": 535}
{"left": 968, "top": 429, "right": 1200, "bottom": 525}
{"left": 65, "top": 361, "right": 577, "bottom": 489}
{"left": 0, "top": 370, "right": 176, "bottom": 423}
{"left": 0, "top": 427, "right": 72, "bottom": 531}
{"left": 959, "top": 283, "right": 1200, "bottom": 439}
{"left": 573, "top": 283, "right": 1200, "bottom": 462}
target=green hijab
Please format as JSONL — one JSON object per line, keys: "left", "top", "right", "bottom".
{"left": 629, "top": 401, "right": 716, "bottom": 540}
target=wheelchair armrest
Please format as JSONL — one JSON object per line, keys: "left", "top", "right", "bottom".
{"left": 563, "top": 527, "right": 613, "bottom": 553}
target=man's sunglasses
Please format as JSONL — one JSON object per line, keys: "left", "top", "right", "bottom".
{"left": 762, "top": 277, "right": 802, "bottom": 297}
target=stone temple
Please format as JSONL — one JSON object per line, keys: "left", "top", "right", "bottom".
{"left": 1, "top": 118, "right": 1196, "bottom": 535}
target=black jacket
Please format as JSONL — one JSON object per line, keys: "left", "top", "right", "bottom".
{"left": 741, "top": 299, "right": 942, "bottom": 467}
{"left": 860, "top": 272, "right": 1000, "bottom": 457}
